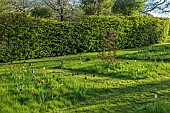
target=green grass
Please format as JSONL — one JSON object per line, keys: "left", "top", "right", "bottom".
{"left": 0, "top": 43, "right": 170, "bottom": 113}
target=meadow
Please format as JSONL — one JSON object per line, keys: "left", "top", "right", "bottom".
{"left": 0, "top": 40, "right": 170, "bottom": 113}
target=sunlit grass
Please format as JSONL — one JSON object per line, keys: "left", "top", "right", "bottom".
{"left": 0, "top": 43, "right": 170, "bottom": 113}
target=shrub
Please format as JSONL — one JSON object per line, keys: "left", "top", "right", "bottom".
{"left": 0, "top": 13, "right": 169, "bottom": 62}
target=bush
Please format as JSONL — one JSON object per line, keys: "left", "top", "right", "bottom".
{"left": 0, "top": 13, "right": 169, "bottom": 62}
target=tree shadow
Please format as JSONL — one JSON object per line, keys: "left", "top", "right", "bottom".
{"left": 60, "top": 79, "right": 170, "bottom": 113}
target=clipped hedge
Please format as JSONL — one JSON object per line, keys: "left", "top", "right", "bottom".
{"left": 0, "top": 13, "right": 169, "bottom": 62}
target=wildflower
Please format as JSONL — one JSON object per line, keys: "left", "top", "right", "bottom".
{"left": 101, "top": 53, "right": 105, "bottom": 58}
{"left": 18, "top": 76, "right": 21, "bottom": 79}
{"left": 43, "top": 67, "right": 45, "bottom": 70}
{"left": 56, "top": 78, "right": 59, "bottom": 81}
{"left": 155, "top": 94, "right": 157, "bottom": 99}
{"left": 41, "top": 80, "right": 44, "bottom": 85}
{"left": 6, "top": 64, "right": 8, "bottom": 67}
{"left": 117, "top": 62, "right": 120, "bottom": 65}
{"left": 32, "top": 91, "right": 35, "bottom": 95}
{"left": 135, "top": 60, "right": 137, "bottom": 62}
{"left": 22, "top": 66, "right": 24, "bottom": 69}
{"left": 14, "top": 64, "right": 16, "bottom": 67}
{"left": 51, "top": 88, "right": 54, "bottom": 91}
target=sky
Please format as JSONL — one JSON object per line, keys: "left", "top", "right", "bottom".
{"left": 146, "top": 0, "right": 170, "bottom": 18}
{"left": 150, "top": 11, "right": 170, "bottom": 18}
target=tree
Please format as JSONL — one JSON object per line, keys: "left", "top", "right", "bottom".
{"left": 41, "top": 0, "right": 73, "bottom": 21}
{"left": 31, "top": 7, "right": 52, "bottom": 18}
{"left": 80, "top": 0, "right": 113, "bottom": 15}
{"left": 143, "top": 0, "right": 170, "bottom": 14}
{"left": 112, "top": 0, "right": 146, "bottom": 16}
{"left": 0, "top": 0, "right": 11, "bottom": 13}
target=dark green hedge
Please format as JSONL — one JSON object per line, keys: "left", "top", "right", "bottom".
{"left": 0, "top": 13, "right": 169, "bottom": 62}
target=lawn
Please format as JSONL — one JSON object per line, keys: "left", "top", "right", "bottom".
{"left": 0, "top": 42, "right": 170, "bottom": 113}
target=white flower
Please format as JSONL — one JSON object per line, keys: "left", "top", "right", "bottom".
{"left": 43, "top": 67, "right": 46, "bottom": 70}
{"left": 155, "top": 94, "right": 157, "bottom": 99}
{"left": 135, "top": 60, "right": 137, "bottom": 62}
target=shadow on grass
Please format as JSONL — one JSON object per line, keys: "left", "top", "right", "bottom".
{"left": 61, "top": 79, "right": 170, "bottom": 113}
{"left": 62, "top": 66, "right": 137, "bottom": 80}
{"left": 117, "top": 44, "right": 170, "bottom": 63}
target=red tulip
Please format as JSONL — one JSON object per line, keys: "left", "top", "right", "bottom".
{"left": 32, "top": 91, "right": 35, "bottom": 95}
{"left": 41, "top": 80, "right": 44, "bottom": 85}
{"left": 18, "top": 76, "right": 21, "bottom": 79}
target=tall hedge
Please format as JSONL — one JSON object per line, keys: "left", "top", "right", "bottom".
{"left": 0, "top": 13, "right": 169, "bottom": 62}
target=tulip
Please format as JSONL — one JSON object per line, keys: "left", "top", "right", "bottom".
{"left": 32, "top": 91, "right": 35, "bottom": 95}
{"left": 43, "top": 67, "right": 45, "bottom": 70}
{"left": 41, "top": 80, "right": 44, "bottom": 84}
{"left": 18, "top": 76, "right": 21, "bottom": 79}
{"left": 56, "top": 78, "right": 59, "bottom": 81}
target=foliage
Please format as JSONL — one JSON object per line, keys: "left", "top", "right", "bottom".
{"left": 112, "top": 0, "right": 145, "bottom": 15}
{"left": 0, "top": 12, "right": 169, "bottom": 62}
{"left": 0, "top": 0, "right": 11, "bottom": 13}
{"left": 80, "top": 0, "right": 113, "bottom": 15}
{"left": 31, "top": 7, "right": 52, "bottom": 18}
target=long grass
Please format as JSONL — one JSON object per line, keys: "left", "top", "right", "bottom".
{"left": 0, "top": 43, "right": 170, "bottom": 113}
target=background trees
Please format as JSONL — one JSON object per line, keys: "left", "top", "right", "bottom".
{"left": 80, "top": 0, "right": 113, "bottom": 15}
{"left": 31, "top": 7, "right": 52, "bottom": 18}
{"left": 0, "top": 0, "right": 169, "bottom": 20}
{"left": 111, "top": 0, "right": 146, "bottom": 15}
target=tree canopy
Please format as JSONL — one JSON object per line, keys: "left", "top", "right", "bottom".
{"left": 112, "top": 0, "right": 146, "bottom": 16}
